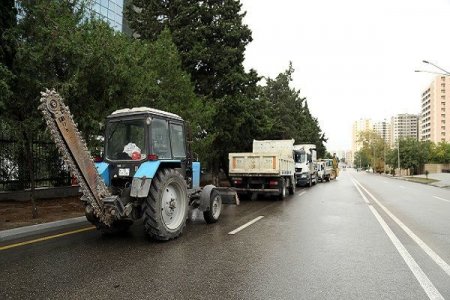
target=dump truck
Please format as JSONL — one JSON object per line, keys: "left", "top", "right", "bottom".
{"left": 228, "top": 139, "right": 296, "bottom": 199}
{"left": 39, "top": 90, "right": 238, "bottom": 241}
{"left": 293, "top": 144, "right": 318, "bottom": 187}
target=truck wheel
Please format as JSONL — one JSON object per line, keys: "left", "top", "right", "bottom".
{"left": 203, "top": 190, "right": 222, "bottom": 224}
{"left": 288, "top": 178, "right": 296, "bottom": 195}
{"left": 143, "top": 168, "right": 188, "bottom": 241}
{"left": 279, "top": 178, "right": 287, "bottom": 200}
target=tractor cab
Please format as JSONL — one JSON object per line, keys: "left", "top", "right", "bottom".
{"left": 96, "top": 107, "right": 198, "bottom": 195}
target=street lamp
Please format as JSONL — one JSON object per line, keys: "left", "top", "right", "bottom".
{"left": 415, "top": 60, "right": 450, "bottom": 76}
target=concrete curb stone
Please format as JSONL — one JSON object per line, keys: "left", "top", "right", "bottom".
{"left": 0, "top": 216, "right": 89, "bottom": 243}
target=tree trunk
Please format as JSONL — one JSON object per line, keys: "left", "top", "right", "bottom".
{"left": 24, "top": 132, "right": 38, "bottom": 218}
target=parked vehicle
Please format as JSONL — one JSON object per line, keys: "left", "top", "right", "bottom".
{"left": 317, "top": 159, "right": 332, "bottom": 182}
{"left": 39, "top": 90, "right": 238, "bottom": 241}
{"left": 229, "top": 139, "right": 296, "bottom": 200}
{"left": 293, "top": 144, "right": 318, "bottom": 187}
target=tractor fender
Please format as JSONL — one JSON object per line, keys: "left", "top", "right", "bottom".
{"left": 95, "top": 162, "right": 110, "bottom": 186}
{"left": 199, "top": 184, "right": 215, "bottom": 212}
{"left": 130, "top": 161, "right": 161, "bottom": 198}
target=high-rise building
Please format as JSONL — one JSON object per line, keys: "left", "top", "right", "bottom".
{"left": 390, "top": 114, "right": 418, "bottom": 147}
{"left": 352, "top": 118, "right": 373, "bottom": 153}
{"left": 420, "top": 75, "right": 450, "bottom": 143}
{"left": 373, "top": 120, "right": 391, "bottom": 145}
{"left": 89, "top": 0, "right": 126, "bottom": 32}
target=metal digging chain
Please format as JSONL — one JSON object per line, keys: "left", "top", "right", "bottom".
{"left": 38, "top": 89, "right": 113, "bottom": 226}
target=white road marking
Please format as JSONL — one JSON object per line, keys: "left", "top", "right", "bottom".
{"left": 399, "top": 185, "right": 406, "bottom": 189}
{"left": 433, "top": 196, "right": 450, "bottom": 203}
{"left": 382, "top": 181, "right": 388, "bottom": 184}
{"left": 353, "top": 179, "right": 450, "bottom": 278}
{"left": 351, "top": 179, "right": 370, "bottom": 204}
{"left": 228, "top": 216, "right": 264, "bottom": 235}
{"left": 367, "top": 206, "right": 444, "bottom": 300}
{"left": 298, "top": 191, "right": 307, "bottom": 197}
{"left": 352, "top": 179, "right": 444, "bottom": 300}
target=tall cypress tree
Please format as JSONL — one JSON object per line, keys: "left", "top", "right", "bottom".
{"left": 125, "top": 0, "right": 256, "bottom": 99}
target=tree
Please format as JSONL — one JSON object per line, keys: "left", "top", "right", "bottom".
{"left": 1, "top": 0, "right": 207, "bottom": 216}
{"left": 125, "top": 0, "right": 255, "bottom": 99}
{"left": 355, "top": 130, "right": 387, "bottom": 172}
{"left": 387, "top": 138, "right": 432, "bottom": 175}
{"left": 430, "top": 142, "right": 450, "bottom": 163}
{"left": 354, "top": 150, "right": 370, "bottom": 169}
{"left": 259, "top": 64, "right": 327, "bottom": 157}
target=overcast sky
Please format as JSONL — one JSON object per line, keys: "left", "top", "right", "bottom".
{"left": 240, "top": 0, "right": 450, "bottom": 151}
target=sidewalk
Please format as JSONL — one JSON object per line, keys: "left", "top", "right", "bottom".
{"left": 387, "top": 172, "right": 450, "bottom": 188}
{"left": 0, "top": 216, "right": 89, "bottom": 243}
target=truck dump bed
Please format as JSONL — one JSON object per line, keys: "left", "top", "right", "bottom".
{"left": 228, "top": 152, "right": 294, "bottom": 176}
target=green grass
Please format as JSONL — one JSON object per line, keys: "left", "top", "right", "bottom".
{"left": 404, "top": 177, "right": 439, "bottom": 184}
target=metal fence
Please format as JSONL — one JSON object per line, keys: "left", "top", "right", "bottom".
{"left": 0, "top": 129, "right": 71, "bottom": 191}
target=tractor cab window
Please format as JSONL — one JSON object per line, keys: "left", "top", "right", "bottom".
{"left": 170, "top": 123, "right": 186, "bottom": 158}
{"left": 106, "top": 119, "right": 146, "bottom": 160}
{"left": 151, "top": 118, "right": 171, "bottom": 159}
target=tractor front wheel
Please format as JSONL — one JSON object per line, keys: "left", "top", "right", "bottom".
{"left": 203, "top": 190, "right": 223, "bottom": 224}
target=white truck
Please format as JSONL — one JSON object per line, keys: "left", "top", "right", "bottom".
{"left": 229, "top": 140, "right": 296, "bottom": 199}
{"left": 317, "top": 159, "right": 332, "bottom": 182}
{"left": 293, "top": 144, "right": 318, "bottom": 187}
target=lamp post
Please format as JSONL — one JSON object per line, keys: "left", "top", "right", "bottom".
{"left": 415, "top": 60, "right": 450, "bottom": 76}
{"left": 397, "top": 139, "right": 400, "bottom": 176}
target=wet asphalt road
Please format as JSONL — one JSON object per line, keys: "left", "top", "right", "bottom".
{"left": 1, "top": 170, "right": 450, "bottom": 299}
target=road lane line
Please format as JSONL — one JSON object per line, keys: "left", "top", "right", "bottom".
{"left": 351, "top": 179, "right": 370, "bottom": 204}
{"left": 433, "top": 196, "right": 450, "bottom": 203}
{"left": 0, "top": 226, "right": 95, "bottom": 251}
{"left": 399, "top": 185, "right": 406, "bottom": 189}
{"left": 354, "top": 179, "right": 450, "bottom": 278}
{"left": 351, "top": 180, "right": 444, "bottom": 299}
{"left": 367, "top": 205, "right": 444, "bottom": 300}
{"left": 383, "top": 181, "right": 388, "bottom": 184}
{"left": 298, "top": 191, "right": 307, "bottom": 197}
{"left": 228, "top": 216, "right": 264, "bottom": 235}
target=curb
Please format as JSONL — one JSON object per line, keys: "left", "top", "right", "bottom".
{"left": 0, "top": 216, "right": 89, "bottom": 243}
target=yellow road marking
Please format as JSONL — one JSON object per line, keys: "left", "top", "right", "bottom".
{"left": 0, "top": 226, "right": 95, "bottom": 251}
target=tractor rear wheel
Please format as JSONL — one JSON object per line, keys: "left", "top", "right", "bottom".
{"left": 143, "top": 168, "right": 188, "bottom": 241}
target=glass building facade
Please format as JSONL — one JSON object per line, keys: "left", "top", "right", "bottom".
{"left": 90, "top": 0, "right": 124, "bottom": 32}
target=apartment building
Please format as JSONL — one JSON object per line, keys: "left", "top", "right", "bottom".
{"left": 420, "top": 76, "right": 450, "bottom": 143}
{"left": 373, "top": 120, "right": 391, "bottom": 145}
{"left": 352, "top": 118, "right": 373, "bottom": 153}
{"left": 390, "top": 114, "right": 418, "bottom": 147}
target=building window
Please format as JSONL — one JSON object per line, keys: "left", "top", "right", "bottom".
{"left": 442, "top": 126, "right": 446, "bottom": 130}
{"left": 442, "top": 76, "right": 446, "bottom": 81}
{"left": 442, "top": 89, "right": 446, "bottom": 93}
{"left": 442, "top": 95, "right": 446, "bottom": 99}
{"left": 442, "top": 132, "right": 446, "bottom": 136}
{"left": 442, "top": 108, "right": 446, "bottom": 112}
{"left": 442, "top": 114, "right": 446, "bottom": 118}
{"left": 442, "top": 83, "right": 446, "bottom": 87}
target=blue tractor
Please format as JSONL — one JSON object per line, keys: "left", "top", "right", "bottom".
{"left": 40, "top": 90, "right": 237, "bottom": 241}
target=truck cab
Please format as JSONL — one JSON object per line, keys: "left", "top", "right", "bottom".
{"left": 293, "top": 144, "right": 317, "bottom": 187}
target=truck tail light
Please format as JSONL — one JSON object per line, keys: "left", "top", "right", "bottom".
{"left": 269, "top": 180, "right": 279, "bottom": 186}
{"left": 147, "top": 154, "right": 159, "bottom": 161}
{"left": 232, "top": 178, "right": 242, "bottom": 185}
